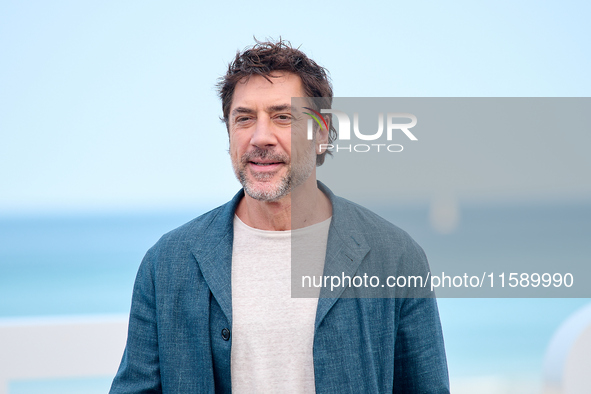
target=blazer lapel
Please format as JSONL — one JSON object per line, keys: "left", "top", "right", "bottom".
{"left": 190, "top": 190, "right": 244, "bottom": 326}
{"left": 314, "top": 182, "right": 370, "bottom": 330}
{"left": 188, "top": 183, "right": 370, "bottom": 330}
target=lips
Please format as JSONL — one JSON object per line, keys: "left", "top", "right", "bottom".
{"left": 248, "top": 161, "right": 283, "bottom": 172}
{"left": 250, "top": 161, "right": 282, "bottom": 166}
{"left": 242, "top": 148, "right": 289, "bottom": 170}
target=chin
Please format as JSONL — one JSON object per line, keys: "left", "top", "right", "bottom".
{"left": 244, "top": 180, "right": 291, "bottom": 202}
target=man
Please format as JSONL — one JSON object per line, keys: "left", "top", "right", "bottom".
{"left": 110, "top": 40, "right": 449, "bottom": 393}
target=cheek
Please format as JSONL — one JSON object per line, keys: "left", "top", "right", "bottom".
{"left": 228, "top": 140, "right": 241, "bottom": 163}
{"left": 280, "top": 135, "right": 292, "bottom": 153}
{"left": 229, "top": 134, "right": 241, "bottom": 152}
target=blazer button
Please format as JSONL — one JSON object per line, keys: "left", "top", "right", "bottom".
{"left": 221, "top": 328, "right": 231, "bottom": 341}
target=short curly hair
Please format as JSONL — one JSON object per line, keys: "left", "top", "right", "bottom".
{"left": 217, "top": 39, "right": 336, "bottom": 166}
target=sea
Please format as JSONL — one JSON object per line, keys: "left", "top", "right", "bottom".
{"left": 1, "top": 201, "right": 590, "bottom": 393}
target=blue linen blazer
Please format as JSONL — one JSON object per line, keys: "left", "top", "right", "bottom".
{"left": 110, "top": 182, "right": 450, "bottom": 393}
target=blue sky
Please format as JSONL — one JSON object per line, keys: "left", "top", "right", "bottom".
{"left": 1, "top": 0, "right": 590, "bottom": 214}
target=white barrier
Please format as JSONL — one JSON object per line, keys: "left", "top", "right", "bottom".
{"left": 543, "top": 302, "right": 591, "bottom": 394}
{"left": 4, "top": 306, "right": 589, "bottom": 393}
{"left": 0, "top": 315, "right": 128, "bottom": 394}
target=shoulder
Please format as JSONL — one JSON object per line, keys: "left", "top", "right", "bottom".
{"left": 156, "top": 205, "right": 225, "bottom": 248}
{"left": 140, "top": 198, "right": 235, "bottom": 269}
{"left": 329, "top": 194, "right": 432, "bottom": 298}
{"left": 332, "top": 194, "right": 423, "bottom": 254}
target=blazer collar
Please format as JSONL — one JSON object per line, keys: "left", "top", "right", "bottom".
{"left": 315, "top": 182, "right": 370, "bottom": 329}
{"left": 190, "top": 183, "right": 371, "bottom": 329}
{"left": 190, "top": 189, "right": 243, "bottom": 326}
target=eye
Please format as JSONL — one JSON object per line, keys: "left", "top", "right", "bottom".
{"left": 274, "top": 114, "right": 292, "bottom": 125}
{"left": 234, "top": 116, "right": 254, "bottom": 126}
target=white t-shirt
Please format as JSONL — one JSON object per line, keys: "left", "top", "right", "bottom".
{"left": 231, "top": 215, "right": 331, "bottom": 393}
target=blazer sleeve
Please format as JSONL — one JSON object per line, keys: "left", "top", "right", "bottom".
{"left": 110, "top": 249, "right": 162, "bottom": 394}
{"left": 393, "top": 296, "right": 450, "bottom": 393}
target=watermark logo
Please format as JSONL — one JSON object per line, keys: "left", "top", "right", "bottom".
{"left": 302, "top": 107, "right": 329, "bottom": 138}
{"left": 303, "top": 108, "right": 418, "bottom": 153}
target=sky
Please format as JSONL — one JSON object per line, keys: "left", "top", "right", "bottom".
{"left": 1, "top": 0, "right": 590, "bottom": 215}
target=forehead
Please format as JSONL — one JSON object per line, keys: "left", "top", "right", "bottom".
{"left": 230, "top": 72, "right": 305, "bottom": 111}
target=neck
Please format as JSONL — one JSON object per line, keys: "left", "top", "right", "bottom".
{"left": 235, "top": 178, "right": 332, "bottom": 231}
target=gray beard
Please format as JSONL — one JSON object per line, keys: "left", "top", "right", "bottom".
{"left": 238, "top": 167, "right": 292, "bottom": 202}
{"left": 233, "top": 144, "right": 315, "bottom": 202}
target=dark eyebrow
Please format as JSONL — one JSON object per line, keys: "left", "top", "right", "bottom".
{"left": 267, "top": 104, "right": 294, "bottom": 113}
{"left": 231, "top": 107, "right": 256, "bottom": 116}
{"left": 231, "top": 104, "right": 297, "bottom": 118}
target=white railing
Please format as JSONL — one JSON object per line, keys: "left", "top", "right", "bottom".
{"left": 2, "top": 306, "right": 591, "bottom": 394}
{"left": 0, "top": 315, "right": 127, "bottom": 394}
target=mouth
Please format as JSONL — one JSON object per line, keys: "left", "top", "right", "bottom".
{"left": 249, "top": 160, "right": 283, "bottom": 171}
{"left": 250, "top": 161, "right": 283, "bottom": 166}
{"left": 241, "top": 149, "right": 289, "bottom": 173}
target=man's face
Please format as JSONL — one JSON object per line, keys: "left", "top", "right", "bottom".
{"left": 228, "top": 72, "right": 319, "bottom": 202}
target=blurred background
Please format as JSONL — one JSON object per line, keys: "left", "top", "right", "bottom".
{"left": 1, "top": 0, "right": 590, "bottom": 393}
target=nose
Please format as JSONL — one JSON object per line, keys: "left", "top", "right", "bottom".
{"left": 250, "top": 116, "right": 277, "bottom": 148}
